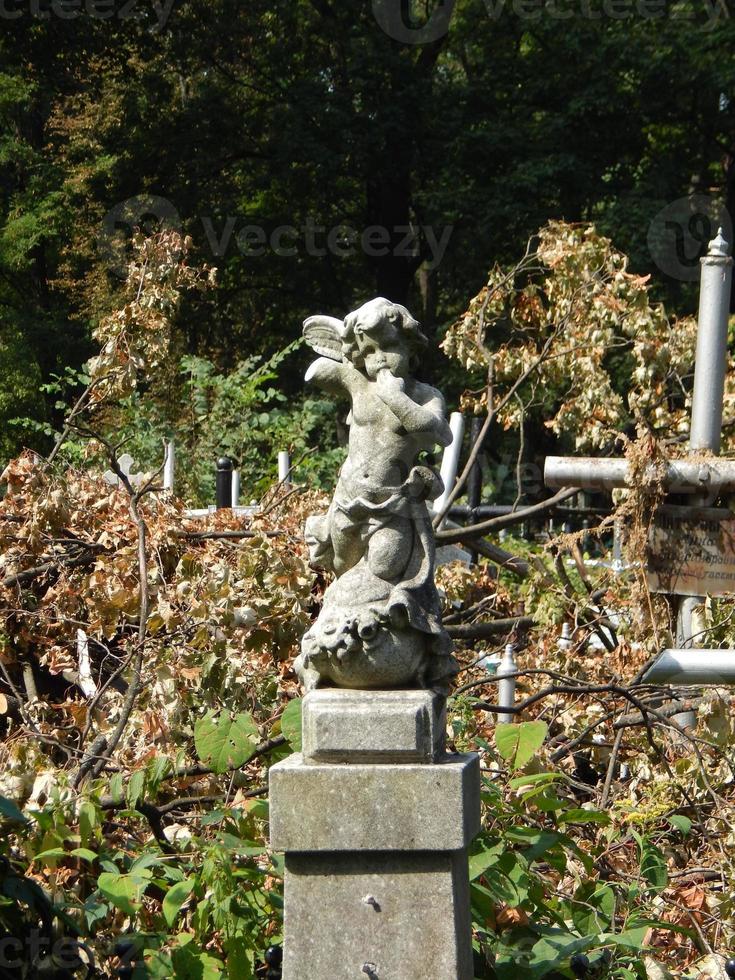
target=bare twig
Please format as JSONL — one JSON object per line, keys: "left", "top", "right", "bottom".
{"left": 432, "top": 324, "right": 562, "bottom": 528}
{"left": 600, "top": 728, "right": 624, "bottom": 808}
{"left": 435, "top": 486, "right": 579, "bottom": 544}
{"left": 447, "top": 617, "right": 534, "bottom": 640}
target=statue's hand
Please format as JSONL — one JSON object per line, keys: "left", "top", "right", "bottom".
{"left": 376, "top": 368, "right": 405, "bottom": 394}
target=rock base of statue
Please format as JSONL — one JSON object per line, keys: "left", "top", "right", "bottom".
{"left": 269, "top": 689, "right": 480, "bottom": 979}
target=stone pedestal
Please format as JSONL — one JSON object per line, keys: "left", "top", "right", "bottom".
{"left": 269, "top": 690, "right": 480, "bottom": 980}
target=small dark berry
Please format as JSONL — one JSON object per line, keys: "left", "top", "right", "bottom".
{"left": 265, "top": 945, "right": 283, "bottom": 966}
{"left": 725, "top": 958, "right": 735, "bottom": 979}
{"left": 570, "top": 952, "right": 590, "bottom": 977}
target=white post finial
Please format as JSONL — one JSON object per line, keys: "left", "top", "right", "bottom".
{"left": 496, "top": 643, "right": 517, "bottom": 725}
{"left": 708, "top": 227, "right": 731, "bottom": 258}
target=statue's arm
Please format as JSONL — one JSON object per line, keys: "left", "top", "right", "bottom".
{"left": 305, "top": 357, "right": 363, "bottom": 395}
{"left": 376, "top": 374, "right": 452, "bottom": 447}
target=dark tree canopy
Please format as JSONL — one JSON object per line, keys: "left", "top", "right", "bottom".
{"left": 1, "top": 0, "right": 734, "bottom": 454}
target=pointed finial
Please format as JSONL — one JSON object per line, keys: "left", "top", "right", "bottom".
{"left": 708, "top": 227, "right": 731, "bottom": 258}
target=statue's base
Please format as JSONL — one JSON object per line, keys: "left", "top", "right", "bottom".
{"left": 269, "top": 690, "right": 480, "bottom": 980}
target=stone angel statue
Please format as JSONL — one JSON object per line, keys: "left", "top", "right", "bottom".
{"left": 294, "top": 297, "right": 459, "bottom": 694}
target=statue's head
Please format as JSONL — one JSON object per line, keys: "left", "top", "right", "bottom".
{"left": 342, "top": 297, "right": 428, "bottom": 379}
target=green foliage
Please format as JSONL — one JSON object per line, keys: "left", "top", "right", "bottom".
{"left": 194, "top": 710, "right": 260, "bottom": 774}
{"left": 104, "top": 342, "right": 345, "bottom": 504}
{"left": 279, "top": 698, "right": 303, "bottom": 753}
{"left": 2, "top": 0, "right": 735, "bottom": 466}
{"left": 0, "top": 323, "right": 45, "bottom": 464}
{"left": 465, "top": 759, "right": 692, "bottom": 978}
{"left": 0, "top": 762, "right": 282, "bottom": 976}
{"left": 495, "top": 720, "right": 548, "bottom": 770}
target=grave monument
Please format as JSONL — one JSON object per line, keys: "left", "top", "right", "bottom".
{"left": 269, "top": 297, "right": 480, "bottom": 979}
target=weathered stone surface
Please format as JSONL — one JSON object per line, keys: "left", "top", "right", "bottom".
{"left": 269, "top": 752, "right": 480, "bottom": 852}
{"left": 301, "top": 688, "right": 445, "bottom": 763}
{"left": 436, "top": 543, "right": 472, "bottom": 566}
{"left": 282, "top": 850, "right": 474, "bottom": 980}
{"left": 295, "top": 297, "right": 458, "bottom": 693}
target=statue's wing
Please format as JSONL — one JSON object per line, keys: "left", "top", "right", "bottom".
{"left": 303, "top": 315, "right": 344, "bottom": 361}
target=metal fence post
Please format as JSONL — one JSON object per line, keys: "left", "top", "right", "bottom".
{"left": 496, "top": 644, "right": 517, "bottom": 725}
{"left": 432, "top": 412, "right": 465, "bottom": 526}
{"left": 678, "top": 230, "right": 734, "bottom": 651}
{"left": 163, "top": 440, "right": 175, "bottom": 493}
{"left": 689, "top": 228, "right": 733, "bottom": 455}
{"left": 215, "top": 456, "right": 233, "bottom": 509}
{"left": 278, "top": 451, "right": 291, "bottom": 485}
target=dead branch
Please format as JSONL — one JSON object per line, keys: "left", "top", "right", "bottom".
{"left": 2, "top": 545, "right": 106, "bottom": 590}
{"left": 446, "top": 617, "right": 534, "bottom": 640}
{"left": 435, "top": 486, "right": 580, "bottom": 544}
{"left": 432, "top": 323, "right": 563, "bottom": 528}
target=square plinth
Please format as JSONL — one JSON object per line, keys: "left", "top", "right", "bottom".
{"left": 282, "top": 850, "right": 474, "bottom": 980}
{"left": 269, "top": 752, "right": 480, "bottom": 852}
{"left": 301, "top": 688, "right": 445, "bottom": 764}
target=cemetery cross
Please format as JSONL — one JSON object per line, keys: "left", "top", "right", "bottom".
{"left": 545, "top": 230, "right": 734, "bottom": 654}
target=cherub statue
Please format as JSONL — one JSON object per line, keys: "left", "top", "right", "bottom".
{"left": 294, "top": 297, "right": 458, "bottom": 693}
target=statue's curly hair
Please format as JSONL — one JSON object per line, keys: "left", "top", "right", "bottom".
{"left": 341, "top": 297, "right": 428, "bottom": 369}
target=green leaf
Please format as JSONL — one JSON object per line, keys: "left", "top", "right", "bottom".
{"left": 0, "top": 796, "right": 27, "bottom": 824}
{"left": 280, "top": 698, "right": 302, "bottom": 752}
{"left": 70, "top": 848, "right": 98, "bottom": 862}
{"left": 108, "top": 772, "right": 124, "bottom": 804}
{"left": 495, "top": 721, "right": 548, "bottom": 769}
{"left": 528, "top": 932, "right": 595, "bottom": 974}
{"left": 224, "top": 938, "right": 256, "bottom": 979}
{"left": 78, "top": 801, "right": 97, "bottom": 845}
{"left": 506, "top": 827, "right": 566, "bottom": 862}
{"left": 572, "top": 881, "right": 616, "bottom": 935}
{"left": 640, "top": 840, "right": 668, "bottom": 892}
{"left": 163, "top": 878, "right": 195, "bottom": 926}
{"left": 508, "top": 772, "right": 567, "bottom": 790}
{"left": 33, "top": 847, "right": 67, "bottom": 863}
{"left": 667, "top": 814, "right": 692, "bottom": 837}
{"left": 127, "top": 768, "right": 146, "bottom": 808}
{"left": 194, "top": 710, "right": 259, "bottom": 774}
{"left": 468, "top": 838, "right": 504, "bottom": 880}
{"left": 600, "top": 925, "right": 653, "bottom": 950}
{"left": 171, "top": 944, "right": 223, "bottom": 979}
{"left": 558, "top": 808, "right": 611, "bottom": 826}
{"left": 97, "top": 871, "right": 148, "bottom": 916}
